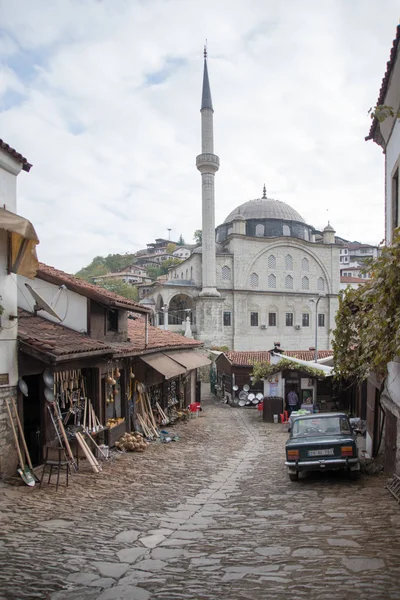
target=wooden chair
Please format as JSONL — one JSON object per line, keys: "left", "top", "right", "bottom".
{"left": 40, "top": 446, "right": 71, "bottom": 491}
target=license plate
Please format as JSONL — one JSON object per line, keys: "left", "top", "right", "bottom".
{"left": 308, "top": 448, "right": 334, "bottom": 457}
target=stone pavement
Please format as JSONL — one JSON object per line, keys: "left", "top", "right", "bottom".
{"left": 0, "top": 388, "right": 400, "bottom": 600}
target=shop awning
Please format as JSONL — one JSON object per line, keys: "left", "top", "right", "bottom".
{"left": 140, "top": 353, "right": 186, "bottom": 380}
{"left": 165, "top": 351, "right": 211, "bottom": 370}
{"left": 0, "top": 208, "right": 39, "bottom": 279}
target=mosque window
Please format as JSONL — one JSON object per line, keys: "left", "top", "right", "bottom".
{"left": 285, "top": 275, "right": 293, "bottom": 289}
{"left": 250, "top": 272, "right": 259, "bottom": 288}
{"left": 317, "top": 277, "right": 325, "bottom": 291}
{"left": 255, "top": 224, "right": 265, "bottom": 237}
{"left": 250, "top": 312, "right": 259, "bottom": 327}
{"left": 222, "top": 266, "right": 231, "bottom": 280}
{"left": 227, "top": 227, "right": 233, "bottom": 236}
{"left": 223, "top": 312, "right": 232, "bottom": 326}
{"left": 268, "top": 255, "right": 276, "bottom": 269}
{"left": 302, "top": 257, "right": 309, "bottom": 271}
{"left": 268, "top": 312, "right": 277, "bottom": 326}
{"left": 190, "top": 266, "right": 193, "bottom": 280}
{"left": 186, "top": 269, "right": 188, "bottom": 279}
{"left": 302, "top": 313, "right": 310, "bottom": 327}
{"left": 286, "top": 312, "right": 293, "bottom": 326}
{"left": 268, "top": 274, "right": 276, "bottom": 289}
{"left": 283, "top": 224, "right": 291, "bottom": 236}
{"left": 285, "top": 254, "right": 293, "bottom": 270}
{"left": 302, "top": 276, "right": 309, "bottom": 290}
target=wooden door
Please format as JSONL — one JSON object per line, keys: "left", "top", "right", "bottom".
{"left": 384, "top": 411, "right": 398, "bottom": 475}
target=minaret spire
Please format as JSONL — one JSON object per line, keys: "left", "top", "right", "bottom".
{"left": 196, "top": 47, "right": 220, "bottom": 297}
{"left": 262, "top": 184, "right": 267, "bottom": 199}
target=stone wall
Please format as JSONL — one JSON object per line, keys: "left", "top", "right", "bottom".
{"left": 0, "top": 386, "right": 18, "bottom": 479}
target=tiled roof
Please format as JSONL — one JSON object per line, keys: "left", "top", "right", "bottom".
{"left": 340, "top": 276, "right": 367, "bottom": 284}
{"left": 0, "top": 139, "right": 32, "bottom": 172}
{"left": 38, "top": 263, "right": 150, "bottom": 314}
{"left": 18, "top": 310, "right": 112, "bottom": 360}
{"left": 224, "top": 350, "right": 333, "bottom": 367}
{"left": 18, "top": 310, "right": 201, "bottom": 362}
{"left": 367, "top": 24, "right": 400, "bottom": 142}
{"left": 112, "top": 319, "right": 202, "bottom": 355}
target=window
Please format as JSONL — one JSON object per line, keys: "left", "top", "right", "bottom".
{"left": 223, "top": 312, "right": 231, "bottom": 326}
{"left": 222, "top": 265, "right": 231, "bottom": 280}
{"left": 302, "top": 257, "right": 309, "bottom": 271}
{"left": 285, "top": 274, "right": 293, "bottom": 289}
{"left": 302, "top": 313, "right": 310, "bottom": 327}
{"left": 107, "top": 309, "right": 119, "bottom": 332}
{"left": 286, "top": 312, "right": 293, "bottom": 326}
{"left": 285, "top": 254, "right": 293, "bottom": 270}
{"left": 317, "top": 277, "right": 324, "bottom": 291}
{"left": 302, "top": 276, "right": 309, "bottom": 290}
{"left": 268, "top": 312, "right": 277, "bottom": 326}
{"left": 250, "top": 312, "right": 259, "bottom": 326}
{"left": 283, "top": 224, "right": 291, "bottom": 236}
{"left": 250, "top": 272, "right": 259, "bottom": 287}
{"left": 255, "top": 224, "right": 265, "bottom": 237}
{"left": 268, "top": 273, "right": 276, "bottom": 288}
{"left": 268, "top": 255, "right": 276, "bottom": 269}
{"left": 318, "top": 314, "right": 325, "bottom": 327}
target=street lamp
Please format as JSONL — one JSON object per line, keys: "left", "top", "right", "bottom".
{"left": 309, "top": 294, "right": 325, "bottom": 363}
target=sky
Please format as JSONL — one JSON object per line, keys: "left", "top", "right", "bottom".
{"left": 0, "top": 0, "right": 398, "bottom": 273}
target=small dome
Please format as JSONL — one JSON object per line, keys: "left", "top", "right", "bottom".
{"left": 323, "top": 222, "right": 335, "bottom": 232}
{"left": 224, "top": 198, "right": 305, "bottom": 224}
{"left": 232, "top": 212, "right": 246, "bottom": 221}
{"left": 193, "top": 243, "right": 230, "bottom": 255}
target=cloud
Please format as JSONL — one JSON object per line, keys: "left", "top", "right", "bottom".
{"left": 0, "top": 0, "right": 397, "bottom": 271}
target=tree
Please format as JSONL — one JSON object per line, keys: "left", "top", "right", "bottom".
{"left": 332, "top": 229, "right": 400, "bottom": 383}
{"left": 193, "top": 229, "right": 202, "bottom": 245}
{"left": 96, "top": 278, "right": 139, "bottom": 301}
{"left": 166, "top": 243, "right": 177, "bottom": 255}
{"left": 75, "top": 253, "right": 137, "bottom": 282}
{"left": 177, "top": 234, "right": 185, "bottom": 246}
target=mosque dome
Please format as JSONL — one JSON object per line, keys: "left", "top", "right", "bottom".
{"left": 224, "top": 198, "right": 305, "bottom": 225}
{"left": 215, "top": 188, "right": 313, "bottom": 244}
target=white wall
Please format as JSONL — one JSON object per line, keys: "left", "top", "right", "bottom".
{"left": 18, "top": 275, "right": 88, "bottom": 333}
{"left": 385, "top": 118, "right": 400, "bottom": 243}
{"left": 0, "top": 232, "right": 19, "bottom": 386}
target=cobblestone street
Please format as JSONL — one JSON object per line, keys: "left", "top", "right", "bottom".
{"left": 1, "top": 388, "right": 399, "bottom": 600}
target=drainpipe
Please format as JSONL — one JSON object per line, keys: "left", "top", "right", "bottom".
{"left": 145, "top": 313, "right": 149, "bottom": 348}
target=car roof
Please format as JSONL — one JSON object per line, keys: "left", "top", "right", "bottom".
{"left": 292, "top": 412, "right": 347, "bottom": 421}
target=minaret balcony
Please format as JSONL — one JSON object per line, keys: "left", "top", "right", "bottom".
{"left": 196, "top": 153, "right": 220, "bottom": 173}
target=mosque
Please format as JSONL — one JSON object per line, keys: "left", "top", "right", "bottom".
{"left": 141, "top": 51, "right": 340, "bottom": 351}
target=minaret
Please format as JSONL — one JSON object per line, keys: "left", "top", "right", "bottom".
{"left": 196, "top": 46, "right": 220, "bottom": 297}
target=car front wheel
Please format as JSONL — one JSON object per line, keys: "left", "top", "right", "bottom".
{"left": 289, "top": 472, "right": 299, "bottom": 482}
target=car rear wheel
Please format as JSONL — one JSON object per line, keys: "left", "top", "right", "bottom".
{"left": 289, "top": 472, "right": 299, "bottom": 482}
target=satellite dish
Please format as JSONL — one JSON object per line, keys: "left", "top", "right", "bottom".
{"left": 24, "top": 284, "right": 62, "bottom": 321}
{"left": 18, "top": 379, "right": 28, "bottom": 397}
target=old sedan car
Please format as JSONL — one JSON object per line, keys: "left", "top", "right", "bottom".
{"left": 285, "top": 412, "right": 359, "bottom": 481}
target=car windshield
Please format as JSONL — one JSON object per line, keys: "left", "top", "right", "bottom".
{"left": 292, "top": 416, "right": 351, "bottom": 438}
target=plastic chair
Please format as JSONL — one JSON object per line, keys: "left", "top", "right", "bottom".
{"left": 257, "top": 402, "right": 263, "bottom": 417}
{"left": 189, "top": 402, "right": 201, "bottom": 417}
{"left": 280, "top": 412, "right": 289, "bottom": 424}
{"left": 40, "top": 446, "right": 71, "bottom": 491}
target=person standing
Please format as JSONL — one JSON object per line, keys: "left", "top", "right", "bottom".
{"left": 287, "top": 388, "right": 299, "bottom": 415}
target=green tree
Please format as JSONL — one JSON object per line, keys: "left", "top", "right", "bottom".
{"left": 177, "top": 234, "right": 185, "bottom": 246}
{"left": 333, "top": 230, "right": 400, "bottom": 383}
{"left": 96, "top": 278, "right": 139, "bottom": 301}
{"left": 166, "top": 243, "right": 177, "bottom": 254}
{"left": 193, "top": 229, "right": 202, "bottom": 245}
{"left": 75, "top": 253, "right": 137, "bottom": 282}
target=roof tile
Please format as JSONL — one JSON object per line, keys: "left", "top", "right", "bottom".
{"left": 0, "top": 139, "right": 32, "bottom": 172}
{"left": 38, "top": 263, "right": 149, "bottom": 313}
{"left": 224, "top": 350, "right": 333, "bottom": 367}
